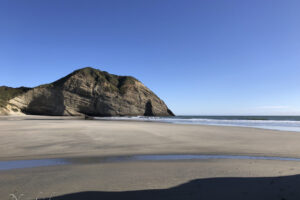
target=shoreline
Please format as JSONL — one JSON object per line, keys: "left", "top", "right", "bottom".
{"left": 1, "top": 116, "right": 300, "bottom": 161}
{"left": 2, "top": 116, "right": 300, "bottom": 199}
{"left": 2, "top": 114, "right": 300, "bottom": 133}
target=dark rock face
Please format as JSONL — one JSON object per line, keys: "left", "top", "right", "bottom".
{"left": 144, "top": 100, "right": 154, "bottom": 116}
{"left": 2, "top": 67, "right": 174, "bottom": 116}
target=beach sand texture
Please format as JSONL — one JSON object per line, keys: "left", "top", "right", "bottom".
{"left": 1, "top": 116, "right": 300, "bottom": 199}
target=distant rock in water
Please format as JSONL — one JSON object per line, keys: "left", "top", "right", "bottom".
{"left": 0, "top": 67, "right": 174, "bottom": 116}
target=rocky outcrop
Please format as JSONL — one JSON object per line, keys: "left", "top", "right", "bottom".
{"left": 1, "top": 67, "right": 174, "bottom": 116}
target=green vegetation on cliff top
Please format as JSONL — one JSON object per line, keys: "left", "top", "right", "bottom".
{"left": 0, "top": 86, "right": 31, "bottom": 107}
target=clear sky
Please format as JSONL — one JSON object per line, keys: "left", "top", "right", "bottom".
{"left": 1, "top": 0, "right": 300, "bottom": 115}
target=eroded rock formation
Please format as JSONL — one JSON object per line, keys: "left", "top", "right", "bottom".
{"left": 0, "top": 67, "right": 174, "bottom": 116}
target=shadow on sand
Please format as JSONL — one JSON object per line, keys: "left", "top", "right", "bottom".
{"left": 41, "top": 174, "right": 300, "bottom": 200}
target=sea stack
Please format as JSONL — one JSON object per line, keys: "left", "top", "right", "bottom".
{"left": 0, "top": 67, "right": 174, "bottom": 116}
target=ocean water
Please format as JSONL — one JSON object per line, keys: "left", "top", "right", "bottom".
{"left": 96, "top": 115, "right": 300, "bottom": 132}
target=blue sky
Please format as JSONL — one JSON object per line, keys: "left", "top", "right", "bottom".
{"left": 1, "top": 0, "right": 300, "bottom": 115}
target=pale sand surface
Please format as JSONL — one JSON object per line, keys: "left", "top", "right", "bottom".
{"left": 1, "top": 115, "right": 300, "bottom": 160}
{"left": 1, "top": 116, "right": 300, "bottom": 199}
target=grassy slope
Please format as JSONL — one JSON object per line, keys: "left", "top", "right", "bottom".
{"left": 0, "top": 86, "right": 31, "bottom": 107}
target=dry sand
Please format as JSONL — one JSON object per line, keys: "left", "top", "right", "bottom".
{"left": 1, "top": 116, "right": 300, "bottom": 199}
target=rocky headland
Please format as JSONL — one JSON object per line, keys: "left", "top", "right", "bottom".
{"left": 0, "top": 67, "right": 174, "bottom": 116}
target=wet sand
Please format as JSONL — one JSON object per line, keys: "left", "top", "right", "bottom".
{"left": 2, "top": 159, "right": 300, "bottom": 199}
{"left": 1, "top": 116, "right": 300, "bottom": 199}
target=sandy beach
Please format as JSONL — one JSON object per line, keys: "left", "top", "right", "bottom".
{"left": 2, "top": 0, "right": 298, "bottom": 199}
{"left": 1, "top": 116, "right": 300, "bottom": 199}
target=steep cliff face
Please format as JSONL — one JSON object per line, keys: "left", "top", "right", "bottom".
{"left": 1, "top": 67, "right": 174, "bottom": 116}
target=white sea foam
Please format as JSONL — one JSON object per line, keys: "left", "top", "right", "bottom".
{"left": 96, "top": 116, "right": 300, "bottom": 132}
